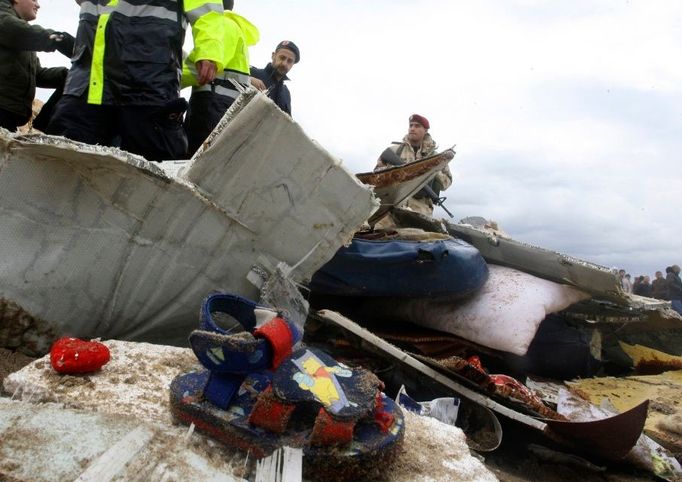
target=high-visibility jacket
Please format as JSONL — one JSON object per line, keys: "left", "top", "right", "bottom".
{"left": 183, "top": 11, "right": 258, "bottom": 100}
{"left": 64, "top": 0, "right": 224, "bottom": 106}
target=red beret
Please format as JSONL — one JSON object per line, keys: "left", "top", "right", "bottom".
{"left": 409, "top": 114, "right": 430, "bottom": 129}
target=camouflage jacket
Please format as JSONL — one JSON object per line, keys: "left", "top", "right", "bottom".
{"left": 377, "top": 133, "right": 452, "bottom": 193}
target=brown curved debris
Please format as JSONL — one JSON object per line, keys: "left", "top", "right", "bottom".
{"left": 356, "top": 150, "right": 454, "bottom": 189}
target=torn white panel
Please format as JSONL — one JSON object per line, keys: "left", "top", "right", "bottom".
{"left": 184, "top": 93, "right": 377, "bottom": 279}
{"left": 0, "top": 91, "right": 377, "bottom": 352}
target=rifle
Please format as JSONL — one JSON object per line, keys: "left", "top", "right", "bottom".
{"left": 379, "top": 148, "right": 454, "bottom": 218}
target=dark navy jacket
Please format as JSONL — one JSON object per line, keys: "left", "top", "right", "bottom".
{"left": 250, "top": 63, "right": 291, "bottom": 115}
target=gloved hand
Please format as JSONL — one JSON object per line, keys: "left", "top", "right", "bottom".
{"left": 53, "top": 32, "right": 75, "bottom": 58}
{"left": 154, "top": 98, "right": 189, "bottom": 128}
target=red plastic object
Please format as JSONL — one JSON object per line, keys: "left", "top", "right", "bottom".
{"left": 254, "top": 317, "right": 293, "bottom": 369}
{"left": 50, "top": 337, "right": 111, "bottom": 374}
{"left": 489, "top": 374, "right": 535, "bottom": 399}
{"left": 467, "top": 355, "right": 485, "bottom": 373}
{"left": 311, "top": 408, "right": 355, "bottom": 446}
{"left": 248, "top": 386, "right": 295, "bottom": 433}
{"left": 373, "top": 393, "right": 395, "bottom": 433}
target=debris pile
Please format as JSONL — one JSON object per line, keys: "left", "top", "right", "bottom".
{"left": 1, "top": 91, "right": 682, "bottom": 481}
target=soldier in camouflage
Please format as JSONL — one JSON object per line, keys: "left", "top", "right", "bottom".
{"left": 375, "top": 114, "right": 452, "bottom": 216}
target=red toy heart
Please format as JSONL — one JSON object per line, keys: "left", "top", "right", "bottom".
{"left": 50, "top": 337, "right": 111, "bottom": 374}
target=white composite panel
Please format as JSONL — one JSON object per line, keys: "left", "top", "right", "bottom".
{"left": 0, "top": 92, "right": 376, "bottom": 351}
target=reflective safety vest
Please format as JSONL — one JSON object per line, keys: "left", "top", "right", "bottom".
{"left": 183, "top": 11, "right": 258, "bottom": 100}
{"left": 64, "top": 0, "right": 224, "bottom": 106}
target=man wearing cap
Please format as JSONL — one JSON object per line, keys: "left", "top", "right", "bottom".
{"left": 375, "top": 114, "right": 452, "bottom": 216}
{"left": 250, "top": 40, "right": 299, "bottom": 116}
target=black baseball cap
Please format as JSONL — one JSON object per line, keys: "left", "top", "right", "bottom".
{"left": 276, "top": 40, "right": 300, "bottom": 63}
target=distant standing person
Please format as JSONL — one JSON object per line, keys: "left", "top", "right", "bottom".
{"left": 375, "top": 114, "right": 452, "bottom": 216}
{"left": 0, "top": 0, "right": 73, "bottom": 131}
{"left": 183, "top": 0, "right": 259, "bottom": 156}
{"left": 46, "top": 0, "right": 226, "bottom": 161}
{"left": 632, "top": 275, "right": 643, "bottom": 294}
{"left": 651, "top": 270, "right": 668, "bottom": 300}
{"left": 621, "top": 273, "right": 633, "bottom": 294}
{"left": 637, "top": 275, "right": 652, "bottom": 298}
{"left": 250, "top": 40, "right": 299, "bottom": 116}
{"left": 667, "top": 265, "right": 682, "bottom": 315}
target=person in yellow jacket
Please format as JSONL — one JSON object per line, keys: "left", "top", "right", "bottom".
{"left": 46, "top": 0, "right": 225, "bottom": 161}
{"left": 183, "top": 0, "right": 258, "bottom": 156}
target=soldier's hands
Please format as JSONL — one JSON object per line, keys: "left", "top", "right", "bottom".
{"left": 195, "top": 60, "right": 217, "bottom": 85}
{"left": 250, "top": 77, "right": 266, "bottom": 91}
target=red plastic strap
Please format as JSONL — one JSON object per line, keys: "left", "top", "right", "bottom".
{"left": 490, "top": 374, "right": 534, "bottom": 399}
{"left": 467, "top": 355, "right": 486, "bottom": 375}
{"left": 310, "top": 408, "right": 355, "bottom": 446}
{"left": 248, "top": 386, "right": 295, "bottom": 433}
{"left": 374, "top": 393, "right": 394, "bottom": 433}
{"left": 254, "top": 317, "right": 293, "bottom": 369}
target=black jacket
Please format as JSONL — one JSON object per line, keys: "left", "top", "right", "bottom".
{"left": 0, "top": 0, "right": 67, "bottom": 120}
{"left": 651, "top": 277, "right": 668, "bottom": 300}
{"left": 250, "top": 63, "right": 291, "bottom": 115}
{"left": 64, "top": 0, "right": 187, "bottom": 106}
{"left": 668, "top": 272, "right": 682, "bottom": 300}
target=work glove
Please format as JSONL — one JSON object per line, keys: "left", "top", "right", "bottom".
{"left": 154, "top": 98, "right": 189, "bottom": 129}
{"left": 52, "top": 32, "right": 76, "bottom": 58}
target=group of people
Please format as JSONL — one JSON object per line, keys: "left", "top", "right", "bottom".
{"left": 0, "top": 0, "right": 299, "bottom": 161}
{"left": 3, "top": 0, "right": 453, "bottom": 216}
{"left": 618, "top": 267, "right": 682, "bottom": 314}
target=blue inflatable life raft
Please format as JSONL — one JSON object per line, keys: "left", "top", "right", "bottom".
{"left": 309, "top": 237, "right": 488, "bottom": 298}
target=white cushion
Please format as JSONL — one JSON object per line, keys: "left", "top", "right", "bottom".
{"left": 381, "top": 265, "right": 590, "bottom": 355}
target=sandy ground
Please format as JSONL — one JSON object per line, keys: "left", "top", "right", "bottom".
{"left": 0, "top": 348, "right": 34, "bottom": 394}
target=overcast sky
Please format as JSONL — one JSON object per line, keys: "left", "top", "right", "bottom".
{"left": 35, "top": 0, "right": 681, "bottom": 277}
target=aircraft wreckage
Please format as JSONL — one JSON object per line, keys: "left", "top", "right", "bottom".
{"left": 1, "top": 91, "right": 681, "bottom": 481}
